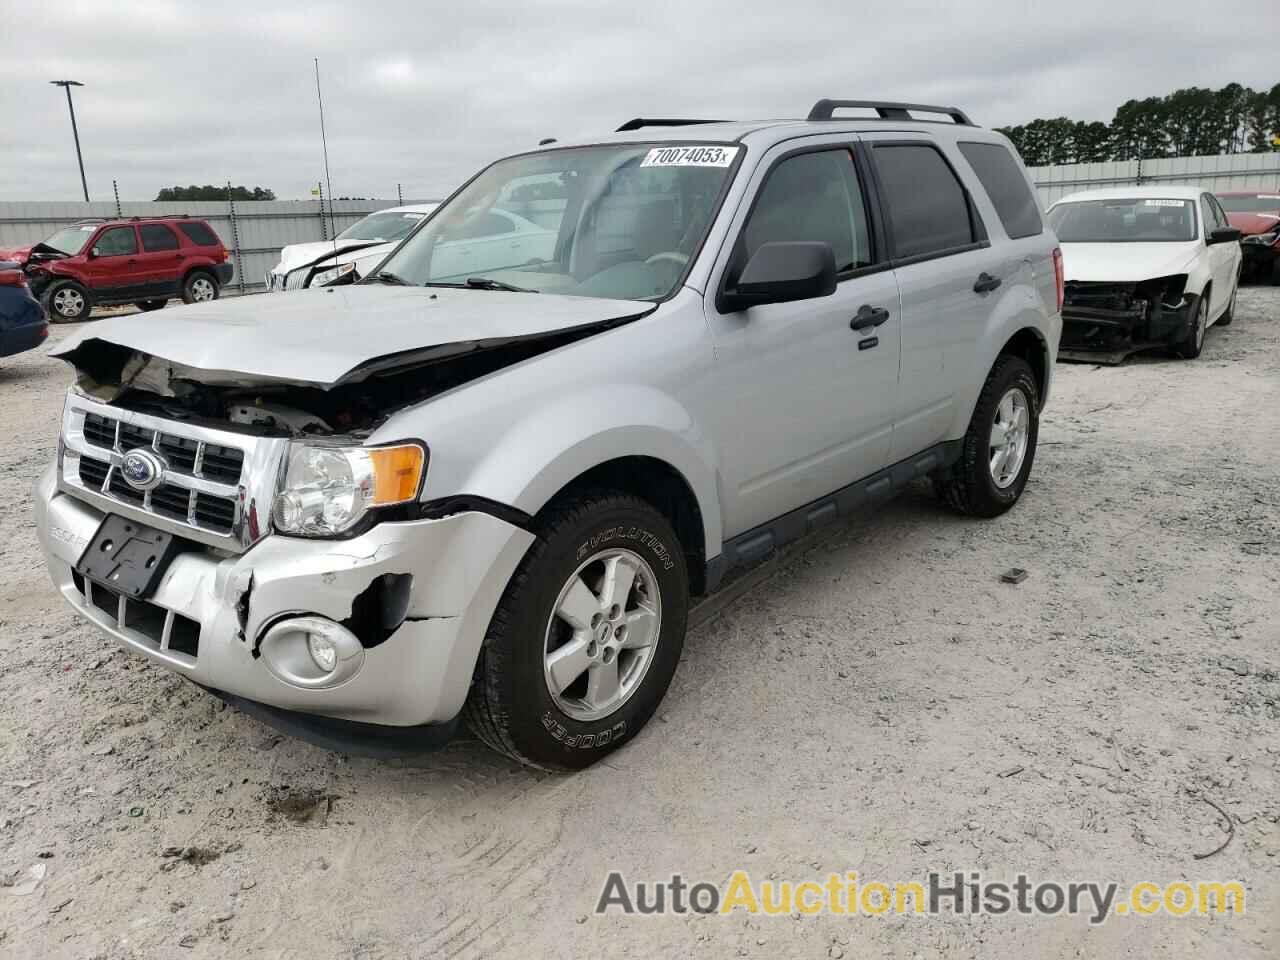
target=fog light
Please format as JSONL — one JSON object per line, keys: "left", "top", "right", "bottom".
{"left": 307, "top": 632, "right": 338, "bottom": 673}
{"left": 258, "top": 615, "right": 364, "bottom": 689}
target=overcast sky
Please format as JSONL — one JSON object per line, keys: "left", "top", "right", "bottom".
{"left": 0, "top": 1, "right": 1276, "bottom": 203}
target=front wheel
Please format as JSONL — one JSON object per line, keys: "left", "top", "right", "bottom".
{"left": 933, "top": 355, "right": 1040, "bottom": 518}
{"left": 42, "top": 279, "right": 92, "bottom": 322}
{"left": 464, "top": 491, "right": 688, "bottom": 770}
{"left": 1173, "top": 293, "right": 1208, "bottom": 359}
{"left": 181, "top": 271, "right": 219, "bottom": 304}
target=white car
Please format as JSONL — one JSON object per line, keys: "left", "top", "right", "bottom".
{"left": 1048, "top": 186, "right": 1242, "bottom": 362}
{"left": 266, "top": 204, "right": 438, "bottom": 291}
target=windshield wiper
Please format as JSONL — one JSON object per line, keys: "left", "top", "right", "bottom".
{"left": 463, "top": 276, "right": 537, "bottom": 293}
{"left": 369, "top": 270, "right": 412, "bottom": 286}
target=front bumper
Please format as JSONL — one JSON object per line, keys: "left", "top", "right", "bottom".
{"left": 34, "top": 465, "right": 534, "bottom": 730}
{"left": 1060, "top": 292, "right": 1192, "bottom": 362}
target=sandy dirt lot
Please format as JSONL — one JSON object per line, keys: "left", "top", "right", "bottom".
{"left": 1, "top": 289, "right": 1277, "bottom": 959}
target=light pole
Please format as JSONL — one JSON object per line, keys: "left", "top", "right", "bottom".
{"left": 50, "top": 80, "right": 89, "bottom": 202}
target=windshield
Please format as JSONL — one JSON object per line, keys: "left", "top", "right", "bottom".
{"left": 1047, "top": 199, "right": 1197, "bottom": 243}
{"left": 41, "top": 224, "right": 98, "bottom": 255}
{"left": 1216, "top": 194, "right": 1280, "bottom": 214}
{"left": 337, "top": 211, "right": 429, "bottom": 243}
{"left": 373, "top": 143, "right": 740, "bottom": 300}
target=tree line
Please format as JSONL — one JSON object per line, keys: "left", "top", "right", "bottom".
{"left": 154, "top": 185, "right": 276, "bottom": 201}
{"left": 996, "top": 83, "right": 1280, "bottom": 166}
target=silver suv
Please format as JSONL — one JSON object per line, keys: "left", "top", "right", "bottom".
{"left": 35, "top": 100, "right": 1062, "bottom": 769}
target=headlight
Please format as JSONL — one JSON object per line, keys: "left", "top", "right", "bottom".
{"left": 310, "top": 261, "right": 357, "bottom": 286}
{"left": 1242, "top": 232, "right": 1277, "bottom": 246}
{"left": 272, "top": 442, "right": 426, "bottom": 537}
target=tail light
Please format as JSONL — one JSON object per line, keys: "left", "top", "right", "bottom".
{"left": 1051, "top": 247, "right": 1064, "bottom": 312}
{"left": 0, "top": 269, "right": 26, "bottom": 288}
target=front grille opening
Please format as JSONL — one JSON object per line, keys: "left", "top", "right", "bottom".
{"left": 79, "top": 456, "right": 109, "bottom": 489}
{"left": 194, "top": 494, "right": 236, "bottom": 533}
{"left": 150, "top": 483, "right": 192, "bottom": 522}
{"left": 157, "top": 434, "right": 198, "bottom": 472}
{"left": 80, "top": 413, "right": 244, "bottom": 484}
{"left": 73, "top": 455, "right": 236, "bottom": 536}
{"left": 81, "top": 579, "right": 201, "bottom": 659}
{"left": 200, "top": 445, "right": 244, "bottom": 484}
{"left": 168, "top": 615, "right": 200, "bottom": 657}
{"left": 83, "top": 413, "right": 116, "bottom": 450}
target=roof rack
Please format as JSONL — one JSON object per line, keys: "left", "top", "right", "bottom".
{"left": 616, "top": 118, "right": 726, "bottom": 132}
{"left": 807, "top": 99, "right": 974, "bottom": 126}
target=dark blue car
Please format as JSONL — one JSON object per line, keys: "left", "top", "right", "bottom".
{"left": 0, "top": 261, "right": 48, "bottom": 359}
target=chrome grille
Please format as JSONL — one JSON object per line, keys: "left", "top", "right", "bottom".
{"left": 59, "top": 392, "right": 290, "bottom": 552}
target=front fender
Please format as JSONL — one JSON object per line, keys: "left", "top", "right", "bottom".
{"left": 455, "top": 383, "right": 723, "bottom": 559}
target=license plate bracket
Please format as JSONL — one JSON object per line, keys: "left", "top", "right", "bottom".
{"left": 75, "top": 514, "right": 184, "bottom": 600}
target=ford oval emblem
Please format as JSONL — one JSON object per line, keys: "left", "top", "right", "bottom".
{"left": 120, "top": 448, "right": 166, "bottom": 491}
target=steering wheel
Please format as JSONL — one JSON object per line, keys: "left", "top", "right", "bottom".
{"left": 644, "top": 251, "right": 689, "bottom": 267}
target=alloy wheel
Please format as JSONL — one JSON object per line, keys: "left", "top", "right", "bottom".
{"left": 543, "top": 548, "right": 662, "bottom": 721}
{"left": 989, "top": 386, "right": 1030, "bottom": 490}
{"left": 53, "top": 288, "right": 84, "bottom": 318}
{"left": 190, "top": 278, "right": 216, "bottom": 302}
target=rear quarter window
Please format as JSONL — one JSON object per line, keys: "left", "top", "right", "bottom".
{"left": 178, "top": 222, "right": 221, "bottom": 246}
{"left": 958, "top": 142, "right": 1043, "bottom": 240}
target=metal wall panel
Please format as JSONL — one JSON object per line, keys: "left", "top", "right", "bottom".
{"left": 1028, "top": 153, "right": 1280, "bottom": 207}
{"left": 0, "top": 198, "right": 434, "bottom": 293}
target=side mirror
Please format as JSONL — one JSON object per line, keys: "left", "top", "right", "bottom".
{"left": 87, "top": 247, "right": 100, "bottom": 259}
{"left": 1208, "top": 227, "right": 1242, "bottom": 245}
{"left": 719, "top": 241, "right": 837, "bottom": 312}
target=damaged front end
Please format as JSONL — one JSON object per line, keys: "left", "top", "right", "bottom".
{"left": 1059, "top": 274, "right": 1192, "bottom": 363}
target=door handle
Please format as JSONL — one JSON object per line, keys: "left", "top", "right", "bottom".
{"left": 850, "top": 304, "right": 890, "bottom": 331}
{"left": 973, "top": 272, "right": 1002, "bottom": 294}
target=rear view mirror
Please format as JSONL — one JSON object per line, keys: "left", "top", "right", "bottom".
{"left": 719, "top": 241, "right": 837, "bottom": 312}
{"left": 1208, "top": 227, "right": 1242, "bottom": 245}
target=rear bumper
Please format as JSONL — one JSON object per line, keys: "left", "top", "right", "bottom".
{"left": 34, "top": 465, "right": 535, "bottom": 732}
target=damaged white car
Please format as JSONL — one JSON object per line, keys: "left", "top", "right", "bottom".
{"left": 265, "top": 203, "right": 437, "bottom": 291}
{"left": 1048, "top": 186, "right": 1242, "bottom": 363}
{"left": 34, "top": 103, "right": 1062, "bottom": 769}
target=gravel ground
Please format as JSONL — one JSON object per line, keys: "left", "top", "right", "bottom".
{"left": 1, "top": 289, "right": 1277, "bottom": 959}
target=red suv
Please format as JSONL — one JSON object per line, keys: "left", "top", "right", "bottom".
{"left": 5, "top": 217, "right": 234, "bottom": 322}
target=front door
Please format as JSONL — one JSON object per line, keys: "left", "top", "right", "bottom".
{"left": 703, "top": 142, "right": 901, "bottom": 538}
{"left": 82, "top": 225, "right": 145, "bottom": 299}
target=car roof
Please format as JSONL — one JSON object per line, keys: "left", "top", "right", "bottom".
{"left": 1052, "top": 185, "right": 1206, "bottom": 205}
{"left": 543, "top": 118, "right": 1009, "bottom": 153}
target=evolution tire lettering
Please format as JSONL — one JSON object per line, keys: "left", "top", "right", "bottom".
{"left": 575, "top": 525, "right": 675, "bottom": 570}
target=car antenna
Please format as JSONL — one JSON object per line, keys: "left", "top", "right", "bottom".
{"left": 315, "top": 58, "right": 337, "bottom": 257}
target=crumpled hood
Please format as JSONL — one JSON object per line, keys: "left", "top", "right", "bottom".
{"left": 1226, "top": 212, "right": 1280, "bottom": 237}
{"left": 270, "top": 239, "right": 384, "bottom": 276}
{"left": 51, "top": 284, "right": 650, "bottom": 388}
{"left": 0, "top": 245, "right": 32, "bottom": 264}
{"left": 1060, "top": 242, "right": 1200, "bottom": 284}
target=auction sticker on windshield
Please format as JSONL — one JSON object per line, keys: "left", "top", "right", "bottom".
{"left": 641, "top": 146, "right": 739, "bottom": 168}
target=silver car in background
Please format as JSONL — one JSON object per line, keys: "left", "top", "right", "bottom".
{"left": 36, "top": 100, "right": 1061, "bottom": 770}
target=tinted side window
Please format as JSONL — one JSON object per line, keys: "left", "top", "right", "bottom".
{"left": 958, "top": 142, "right": 1043, "bottom": 239}
{"left": 872, "top": 144, "right": 975, "bottom": 259}
{"left": 95, "top": 226, "right": 137, "bottom": 257}
{"left": 740, "top": 150, "right": 873, "bottom": 275}
{"left": 139, "top": 224, "right": 179, "bottom": 252}
{"left": 178, "top": 222, "right": 220, "bottom": 246}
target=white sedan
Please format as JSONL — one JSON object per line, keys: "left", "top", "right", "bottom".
{"left": 1048, "top": 186, "right": 1243, "bottom": 363}
{"left": 266, "top": 203, "right": 438, "bottom": 292}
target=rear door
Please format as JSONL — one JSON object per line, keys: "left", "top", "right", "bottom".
{"left": 82, "top": 225, "right": 145, "bottom": 299}
{"left": 864, "top": 135, "right": 1006, "bottom": 462}
{"left": 136, "top": 223, "right": 185, "bottom": 298}
{"left": 703, "top": 138, "right": 901, "bottom": 537}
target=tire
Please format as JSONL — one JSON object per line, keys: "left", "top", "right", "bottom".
{"left": 1173, "top": 293, "right": 1208, "bottom": 359}
{"left": 1216, "top": 274, "right": 1238, "bottom": 326}
{"left": 134, "top": 300, "right": 167, "bottom": 312}
{"left": 181, "top": 271, "right": 219, "bottom": 304}
{"left": 932, "top": 354, "right": 1040, "bottom": 518}
{"left": 41, "top": 279, "right": 92, "bottom": 323}
{"left": 464, "top": 490, "right": 689, "bottom": 771}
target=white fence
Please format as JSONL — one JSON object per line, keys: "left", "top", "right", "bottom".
{"left": 0, "top": 199, "right": 427, "bottom": 294}
{"left": 1029, "top": 153, "right": 1280, "bottom": 207}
